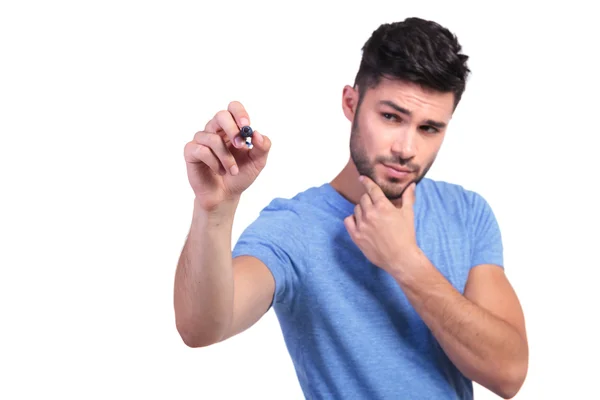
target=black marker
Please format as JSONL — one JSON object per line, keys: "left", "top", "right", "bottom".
{"left": 240, "top": 126, "right": 254, "bottom": 149}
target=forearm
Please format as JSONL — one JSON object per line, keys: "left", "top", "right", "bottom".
{"left": 174, "top": 197, "right": 240, "bottom": 347}
{"left": 392, "top": 252, "right": 527, "bottom": 398}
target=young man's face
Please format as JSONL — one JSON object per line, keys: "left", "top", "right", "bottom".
{"left": 344, "top": 78, "right": 456, "bottom": 200}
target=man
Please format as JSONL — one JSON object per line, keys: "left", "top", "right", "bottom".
{"left": 174, "top": 17, "right": 528, "bottom": 399}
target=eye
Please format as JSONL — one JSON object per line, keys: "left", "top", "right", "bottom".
{"left": 382, "top": 112, "right": 400, "bottom": 121}
{"left": 420, "top": 125, "right": 439, "bottom": 134}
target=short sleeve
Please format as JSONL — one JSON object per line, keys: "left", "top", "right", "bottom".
{"left": 232, "top": 203, "right": 303, "bottom": 309}
{"left": 468, "top": 192, "right": 504, "bottom": 269}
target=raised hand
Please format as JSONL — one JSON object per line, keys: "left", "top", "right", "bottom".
{"left": 184, "top": 101, "right": 272, "bottom": 211}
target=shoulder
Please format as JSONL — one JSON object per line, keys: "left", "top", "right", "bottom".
{"left": 418, "top": 177, "right": 495, "bottom": 213}
{"left": 258, "top": 185, "right": 326, "bottom": 220}
{"left": 239, "top": 185, "right": 327, "bottom": 238}
{"left": 417, "top": 177, "right": 500, "bottom": 235}
{"left": 418, "top": 178, "right": 503, "bottom": 265}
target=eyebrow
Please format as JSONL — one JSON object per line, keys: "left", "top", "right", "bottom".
{"left": 379, "top": 100, "right": 447, "bottom": 129}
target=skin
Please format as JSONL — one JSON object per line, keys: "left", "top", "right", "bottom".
{"left": 332, "top": 77, "right": 451, "bottom": 204}
{"left": 175, "top": 102, "right": 275, "bottom": 346}
{"left": 333, "top": 78, "right": 529, "bottom": 398}
{"left": 175, "top": 79, "right": 528, "bottom": 399}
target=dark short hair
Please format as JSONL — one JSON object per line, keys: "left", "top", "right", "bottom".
{"left": 354, "top": 17, "right": 471, "bottom": 109}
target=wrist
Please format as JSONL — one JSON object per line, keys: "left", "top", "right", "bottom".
{"left": 387, "top": 246, "right": 427, "bottom": 282}
{"left": 193, "top": 195, "right": 240, "bottom": 225}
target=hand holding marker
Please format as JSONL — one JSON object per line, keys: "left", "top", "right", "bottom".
{"left": 183, "top": 101, "right": 271, "bottom": 211}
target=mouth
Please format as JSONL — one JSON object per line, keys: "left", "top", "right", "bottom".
{"left": 381, "top": 163, "right": 414, "bottom": 179}
{"left": 383, "top": 163, "right": 413, "bottom": 173}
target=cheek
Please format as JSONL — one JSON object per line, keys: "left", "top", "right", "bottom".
{"left": 421, "top": 141, "right": 443, "bottom": 165}
{"left": 428, "top": 137, "right": 444, "bottom": 156}
{"left": 357, "top": 118, "right": 381, "bottom": 149}
{"left": 364, "top": 118, "right": 397, "bottom": 149}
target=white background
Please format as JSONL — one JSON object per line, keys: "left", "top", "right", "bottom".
{"left": 1, "top": 1, "right": 598, "bottom": 399}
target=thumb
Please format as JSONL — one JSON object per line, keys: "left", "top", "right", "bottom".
{"left": 245, "top": 130, "right": 271, "bottom": 169}
{"left": 248, "top": 130, "right": 271, "bottom": 156}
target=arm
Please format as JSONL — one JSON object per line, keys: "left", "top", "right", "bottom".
{"left": 173, "top": 197, "right": 275, "bottom": 347}
{"left": 344, "top": 178, "right": 528, "bottom": 399}
{"left": 392, "top": 256, "right": 528, "bottom": 399}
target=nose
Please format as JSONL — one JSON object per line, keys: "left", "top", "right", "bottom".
{"left": 390, "top": 128, "right": 417, "bottom": 161}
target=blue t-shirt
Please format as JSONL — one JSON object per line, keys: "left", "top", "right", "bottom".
{"left": 232, "top": 177, "right": 503, "bottom": 400}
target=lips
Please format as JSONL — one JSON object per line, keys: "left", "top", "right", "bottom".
{"left": 382, "top": 163, "right": 413, "bottom": 173}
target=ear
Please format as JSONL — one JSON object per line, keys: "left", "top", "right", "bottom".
{"left": 342, "top": 85, "right": 359, "bottom": 122}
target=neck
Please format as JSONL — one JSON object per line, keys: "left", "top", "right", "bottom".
{"left": 330, "top": 158, "right": 364, "bottom": 205}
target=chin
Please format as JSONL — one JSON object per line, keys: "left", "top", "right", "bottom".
{"left": 380, "top": 172, "right": 421, "bottom": 200}
{"left": 376, "top": 179, "right": 409, "bottom": 200}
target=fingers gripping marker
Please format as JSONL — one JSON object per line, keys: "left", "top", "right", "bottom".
{"left": 240, "top": 126, "right": 253, "bottom": 149}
